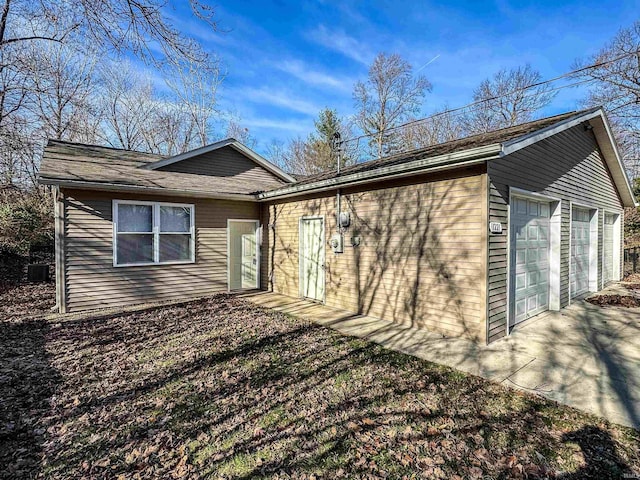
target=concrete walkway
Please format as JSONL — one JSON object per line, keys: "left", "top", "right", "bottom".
{"left": 242, "top": 290, "right": 640, "bottom": 430}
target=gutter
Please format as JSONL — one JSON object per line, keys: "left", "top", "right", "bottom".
{"left": 38, "top": 178, "right": 257, "bottom": 202}
{"left": 258, "top": 144, "right": 502, "bottom": 201}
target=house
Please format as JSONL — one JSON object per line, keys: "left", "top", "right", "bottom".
{"left": 39, "top": 108, "right": 636, "bottom": 344}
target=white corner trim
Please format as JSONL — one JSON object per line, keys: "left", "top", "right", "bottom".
{"left": 54, "top": 187, "right": 67, "bottom": 313}
{"left": 142, "top": 138, "right": 296, "bottom": 183}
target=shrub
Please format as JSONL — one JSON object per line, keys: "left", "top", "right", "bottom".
{"left": 0, "top": 187, "right": 54, "bottom": 255}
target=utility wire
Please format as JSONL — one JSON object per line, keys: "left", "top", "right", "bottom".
{"left": 340, "top": 48, "right": 640, "bottom": 147}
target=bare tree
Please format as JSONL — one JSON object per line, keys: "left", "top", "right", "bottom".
{"left": 144, "top": 102, "right": 199, "bottom": 156}
{"left": 401, "top": 106, "right": 466, "bottom": 150}
{"left": 0, "top": 42, "right": 31, "bottom": 185}
{"left": 0, "top": 0, "right": 218, "bottom": 67}
{"left": 166, "top": 57, "right": 221, "bottom": 147}
{"left": 226, "top": 119, "right": 257, "bottom": 148}
{"left": 0, "top": 0, "right": 222, "bottom": 189}
{"left": 572, "top": 21, "right": 640, "bottom": 175}
{"left": 264, "top": 139, "right": 287, "bottom": 170}
{"left": 464, "top": 64, "right": 556, "bottom": 133}
{"left": 25, "top": 40, "right": 99, "bottom": 142}
{"left": 353, "top": 53, "right": 431, "bottom": 158}
{"left": 97, "top": 62, "right": 157, "bottom": 151}
{"left": 264, "top": 137, "right": 314, "bottom": 176}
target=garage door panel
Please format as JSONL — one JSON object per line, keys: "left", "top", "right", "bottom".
{"left": 538, "top": 248, "right": 548, "bottom": 262}
{"left": 570, "top": 207, "right": 590, "bottom": 298}
{"left": 511, "top": 198, "right": 551, "bottom": 325}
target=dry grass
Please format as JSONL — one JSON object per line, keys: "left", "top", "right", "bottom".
{"left": 1, "top": 285, "right": 639, "bottom": 479}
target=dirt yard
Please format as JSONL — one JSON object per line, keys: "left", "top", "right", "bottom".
{"left": 0, "top": 284, "right": 639, "bottom": 479}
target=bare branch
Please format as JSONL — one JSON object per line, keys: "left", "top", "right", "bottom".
{"left": 353, "top": 53, "right": 432, "bottom": 158}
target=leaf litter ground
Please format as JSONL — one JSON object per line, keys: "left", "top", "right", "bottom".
{"left": 1, "top": 284, "right": 638, "bottom": 479}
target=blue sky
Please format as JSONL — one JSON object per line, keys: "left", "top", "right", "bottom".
{"left": 167, "top": 0, "right": 638, "bottom": 152}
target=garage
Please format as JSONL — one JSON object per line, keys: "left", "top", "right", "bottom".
{"left": 510, "top": 196, "right": 551, "bottom": 325}
{"left": 570, "top": 207, "right": 591, "bottom": 298}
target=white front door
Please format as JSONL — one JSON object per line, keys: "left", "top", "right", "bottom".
{"left": 300, "top": 217, "right": 325, "bottom": 302}
{"left": 510, "top": 197, "right": 551, "bottom": 326}
{"left": 228, "top": 220, "right": 258, "bottom": 290}
{"left": 571, "top": 207, "right": 591, "bottom": 298}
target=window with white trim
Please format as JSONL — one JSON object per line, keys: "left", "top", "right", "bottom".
{"left": 113, "top": 201, "right": 195, "bottom": 266}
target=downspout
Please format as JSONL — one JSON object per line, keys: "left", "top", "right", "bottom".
{"left": 53, "top": 186, "right": 67, "bottom": 313}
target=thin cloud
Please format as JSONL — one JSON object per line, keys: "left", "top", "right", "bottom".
{"left": 238, "top": 86, "right": 321, "bottom": 116}
{"left": 275, "top": 60, "right": 353, "bottom": 92}
{"left": 243, "top": 117, "right": 311, "bottom": 133}
{"left": 306, "top": 25, "right": 373, "bottom": 65}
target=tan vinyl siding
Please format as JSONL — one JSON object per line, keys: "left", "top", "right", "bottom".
{"left": 157, "top": 145, "right": 284, "bottom": 190}
{"left": 487, "top": 124, "right": 624, "bottom": 342}
{"left": 61, "top": 189, "right": 258, "bottom": 312}
{"left": 262, "top": 166, "right": 488, "bottom": 341}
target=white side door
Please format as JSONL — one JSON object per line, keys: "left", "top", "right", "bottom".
{"left": 228, "top": 220, "right": 259, "bottom": 290}
{"left": 241, "top": 231, "right": 257, "bottom": 289}
{"left": 300, "top": 217, "right": 325, "bottom": 302}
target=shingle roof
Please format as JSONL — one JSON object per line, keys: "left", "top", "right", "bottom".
{"left": 39, "top": 110, "right": 599, "bottom": 200}
{"left": 291, "top": 111, "right": 581, "bottom": 186}
{"left": 39, "top": 140, "right": 272, "bottom": 197}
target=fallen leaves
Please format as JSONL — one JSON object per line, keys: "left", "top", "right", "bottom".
{"left": 0, "top": 287, "right": 639, "bottom": 479}
{"left": 586, "top": 294, "right": 640, "bottom": 307}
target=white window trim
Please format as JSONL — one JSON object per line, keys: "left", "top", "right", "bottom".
{"left": 112, "top": 200, "right": 195, "bottom": 267}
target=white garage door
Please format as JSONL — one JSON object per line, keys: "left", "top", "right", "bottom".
{"left": 603, "top": 213, "right": 616, "bottom": 284}
{"left": 571, "top": 208, "right": 590, "bottom": 298}
{"left": 510, "top": 197, "right": 551, "bottom": 325}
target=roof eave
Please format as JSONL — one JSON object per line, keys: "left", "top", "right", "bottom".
{"left": 258, "top": 144, "right": 502, "bottom": 201}
{"left": 38, "top": 177, "right": 257, "bottom": 202}
{"left": 589, "top": 113, "right": 638, "bottom": 208}
{"left": 500, "top": 107, "right": 637, "bottom": 208}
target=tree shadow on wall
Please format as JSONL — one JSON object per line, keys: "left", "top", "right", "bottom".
{"left": 345, "top": 174, "right": 479, "bottom": 341}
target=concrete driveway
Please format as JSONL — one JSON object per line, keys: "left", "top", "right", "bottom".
{"left": 244, "top": 288, "right": 640, "bottom": 429}
{"left": 499, "top": 299, "right": 640, "bottom": 429}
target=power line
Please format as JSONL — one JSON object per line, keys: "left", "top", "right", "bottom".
{"left": 340, "top": 48, "right": 640, "bottom": 148}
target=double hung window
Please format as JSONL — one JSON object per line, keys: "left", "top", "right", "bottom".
{"left": 113, "top": 201, "right": 195, "bottom": 266}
